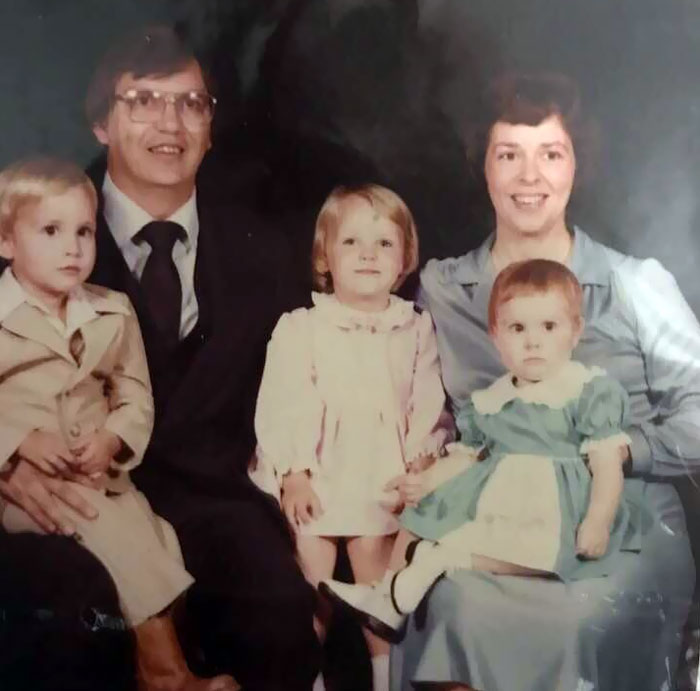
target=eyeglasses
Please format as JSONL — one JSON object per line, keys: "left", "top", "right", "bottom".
{"left": 113, "top": 89, "right": 216, "bottom": 129}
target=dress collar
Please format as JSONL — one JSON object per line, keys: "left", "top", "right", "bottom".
{"left": 312, "top": 292, "right": 416, "bottom": 331}
{"left": 472, "top": 360, "right": 605, "bottom": 414}
{"left": 0, "top": 267, "right": 129, "bottom": 334}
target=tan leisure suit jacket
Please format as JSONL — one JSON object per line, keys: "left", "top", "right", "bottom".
{"left": 0, "top": 278, "right": 154, "bottom": 494}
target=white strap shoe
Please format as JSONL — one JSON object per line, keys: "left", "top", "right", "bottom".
{"left": 319, "top": 574, "right": 407, "bottom": 643}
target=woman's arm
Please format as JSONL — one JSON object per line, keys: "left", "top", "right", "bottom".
{"left": 616, "top": 259, "right": 700, "bottom": 477}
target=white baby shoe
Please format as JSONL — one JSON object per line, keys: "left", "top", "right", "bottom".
{"left": 319, "top": 574, "right": 407, "bottom": 643}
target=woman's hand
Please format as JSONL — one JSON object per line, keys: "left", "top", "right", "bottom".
{"left": 281, "top": 471, "right": 323, "bottom": 528}
{"left": 73, "top": 429, "right": 122, "bottom": 477}
{"left": 17, "top": 430, "right": 77, "bottom": 476}
{"left": 576, "top": 515, "right": 611, "bottom": 559}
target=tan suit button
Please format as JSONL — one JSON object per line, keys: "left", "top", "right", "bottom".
{"left": 69, "top": 424, "right": 81, "bottom": 438}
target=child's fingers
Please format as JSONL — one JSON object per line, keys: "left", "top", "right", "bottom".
{"left": 47, "top": 454, "right": 71, "bottom": 474}
{"left": 309, "top": 493, "right": 323, "bottom": 518}
{"left": 383, "top": 474, "right": 405, "bottom": 492}
{"left": 296, "top": 500, "right": 312, "bottom": 525}
{"left": 282, "top": 500, "right": 296, "bottom": 528}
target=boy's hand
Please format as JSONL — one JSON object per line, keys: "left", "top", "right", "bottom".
{"left": 17, "top": 430, "right": 76, "bottom": 476}
{"left": 73, "top": 429, "right": 122, "bottom": 477}
{"left": 576, "top": 516, "right": 611, "bottom": 559}
{"left": 384, "top": 471, "right": 429, "bottom": 508}
{"left": 281, "top": 471, "right": 323, "bottom": 528}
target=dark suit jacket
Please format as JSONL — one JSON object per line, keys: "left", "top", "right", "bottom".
{"left": 89, "top": 165, "right": 303, "bottom": 527}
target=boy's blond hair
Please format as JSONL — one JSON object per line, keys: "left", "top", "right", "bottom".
{"left": 311, "top": 184, "right": 419, "bottom": 292}
{"left": 0, "top": 157, "right": 97, "bottom": 239}
{"left": 488, "top": 258, "right": 583, "bottom": 332}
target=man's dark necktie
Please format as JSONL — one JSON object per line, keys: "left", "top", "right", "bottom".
{"left": 134, "top": 221, "right": 185, "bottom": 347}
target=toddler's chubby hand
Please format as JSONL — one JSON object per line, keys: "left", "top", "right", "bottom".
{"left": 384, "top": 471, "right": 429, "bottom": 509}
{"left": 378, "top": 488, "right": 403, "bottom": 513}
{"left": 576, "top": 516, "right": 611, "bottom": 559}
{"left": 281, "top": 470, "right": 323, "bottom": 528}
{"left": 73, "top": 429, "right": 122, "bottom": 477}
{"left": 17, "top": 430, "right": 77, "bottom": 476}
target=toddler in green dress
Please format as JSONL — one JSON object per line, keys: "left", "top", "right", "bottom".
{"left": 321, "top": 258, "right": 646, "bottom": 642}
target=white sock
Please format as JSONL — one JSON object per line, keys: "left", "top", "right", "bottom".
{"left": 312, "top": 671, "right": 326, "bottom": 691}
{"left": 371, "top": 653, "right": 390, "bottom": 691}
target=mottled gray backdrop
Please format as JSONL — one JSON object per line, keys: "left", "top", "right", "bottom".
{"left": 1, "top": 0, "right": 699, "bottom": 311}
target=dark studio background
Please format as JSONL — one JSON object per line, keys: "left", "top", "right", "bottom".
{"left": 2, "top": 1, "right": 700, "bottom": 688}
{"left": 2, "top": 0, "right": 700, "bottom": 309}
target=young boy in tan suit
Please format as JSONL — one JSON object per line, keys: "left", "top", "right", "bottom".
{"left": 0, "top": 156, "right": 238, "bottom": 691}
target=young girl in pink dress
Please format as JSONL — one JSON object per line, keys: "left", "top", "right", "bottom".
{"left": 251, "top": 184, "right": 453, "bottom": 691}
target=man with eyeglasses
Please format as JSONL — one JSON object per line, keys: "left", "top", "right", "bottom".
{"left": 88, "top": 23, "right": 321, "bottom": 691}
{"left": 0, "top": 24, "right": 319, "bottom": 691}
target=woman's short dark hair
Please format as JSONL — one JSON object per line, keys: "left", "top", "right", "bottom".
{"left": 467, "top": 72, "right": 599, "bottom": 186}
{"left": 85, "top": 24, "right": 213, "bottom": 126}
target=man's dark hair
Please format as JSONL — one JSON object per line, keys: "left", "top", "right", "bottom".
{"left": 85, "top": 24, "right": 213, "bottom": 126}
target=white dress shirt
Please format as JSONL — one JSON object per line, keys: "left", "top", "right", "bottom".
{"left": 102, "top": 173, "right": 199, "bottom": 338}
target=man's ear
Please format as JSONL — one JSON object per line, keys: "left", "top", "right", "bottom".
{"left": 0, "top": 234, "right": 15, "bottom": 261}
{"left": 92, "top": 121, "right": 110, "bottom": 146}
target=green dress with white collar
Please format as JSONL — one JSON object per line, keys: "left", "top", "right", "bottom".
{"left": 400, "top": 360, "right": 648, "bottom": 580}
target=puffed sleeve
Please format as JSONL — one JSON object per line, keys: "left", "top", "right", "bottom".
{"left": 455, "top": 396, "right": 487, "bottom": 452}
{"left": 613, "top": 258, "right": 700, "bottom": 476}
{"left": 252, "top": 309, "right": 325, "bottom": 498}
{"left": 403, "top": 310, "right": 455, "bottom": 464}
{"left": 576, "top": 372, "right": 632, "bottom": 456}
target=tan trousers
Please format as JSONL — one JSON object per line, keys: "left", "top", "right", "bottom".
{"left": 2, "top": 484, "right": 194, "bottom": 626}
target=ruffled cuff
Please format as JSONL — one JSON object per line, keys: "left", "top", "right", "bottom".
{"left": 444, "top": 441, "right": 481, "bottom": 461}
{"left": 580, "top": 431, "right": 632, "bottom": 456}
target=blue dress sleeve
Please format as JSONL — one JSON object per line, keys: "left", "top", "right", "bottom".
{"left": 455, "top": 396, "right": 487, "bottom": 450}
{"left": 575, "top": 373, "right": 631, "bottom": 454}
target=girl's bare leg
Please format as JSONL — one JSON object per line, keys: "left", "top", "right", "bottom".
{"left": 387, "top": 526, "right": 418, "bottom": 571}
{"left": 295, "top": 534, "right": 338, "bottom": 642}
{"left": 347, "top": 534, "right": 396, "bottom": 691}
{"left": 346, "top": 534, "right": 395, "bottom": 657}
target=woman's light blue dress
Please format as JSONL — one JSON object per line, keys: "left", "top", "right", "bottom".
{"left": 401, "top": 363, "right": 647, "bottom": 581}
{"left": 391, "top": 229, "right": 699, "bottom": 691}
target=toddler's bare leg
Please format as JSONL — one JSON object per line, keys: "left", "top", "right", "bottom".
{"left": 295, "top": 534, "right": 338, "bottom": 642}
{"left": 388, "top": 527, "right": 418, "bottom": 571}
{"left": 346, "top": 534, "right": 394, "bottom": 656}
{"left": 347, "top": 534, "right": 395, "bottom": 691}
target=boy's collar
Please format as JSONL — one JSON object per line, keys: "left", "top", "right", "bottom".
{"left": 0, "top": 267, "right": 129, "bottom": 325}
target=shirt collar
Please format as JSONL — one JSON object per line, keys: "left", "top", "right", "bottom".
{"left": 450, "top": 227, "right": 612, "bottom": 287}
{"left": 0, "top": 267, "right": 129, "bottom": 330}
{"left": 102, "top": 172, "right": 199, "bottom": 251}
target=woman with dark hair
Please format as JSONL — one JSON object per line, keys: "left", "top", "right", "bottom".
{"left": 388, "top": 73, "right": 699, "bottom": 691}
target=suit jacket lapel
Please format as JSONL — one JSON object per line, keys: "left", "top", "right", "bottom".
{"left": 2, "top": 304, "right": 73, "bottom": 363}
{"left": 156, "top": 203, "right": 258, "bottom": 437}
